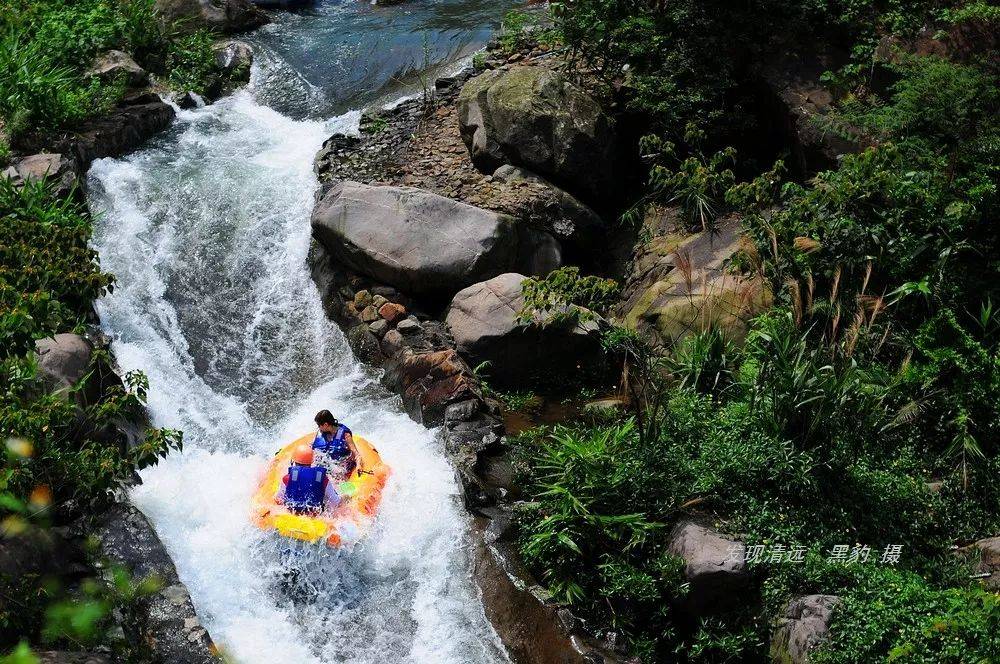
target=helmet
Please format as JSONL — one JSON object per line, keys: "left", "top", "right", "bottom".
{"left": 292, "top": 444, "right": 314, "bottom": 466}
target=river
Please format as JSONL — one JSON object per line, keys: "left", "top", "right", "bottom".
{"left": 86, "top": 2, "right": 514, "bottom": 662}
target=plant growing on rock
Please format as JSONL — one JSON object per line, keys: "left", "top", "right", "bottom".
{"left": 517, "top": 266, "right": 618, "bottom": 326}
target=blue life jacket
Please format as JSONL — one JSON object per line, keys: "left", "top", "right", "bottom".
{"left": 284, "top": 465, "right": 327, "bottom": 511}
{"left": 313, "top": 424, "right": 352, "bottom": 460}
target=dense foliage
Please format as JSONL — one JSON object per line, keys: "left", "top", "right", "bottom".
{"left": 1, "top": 181, "right": 181, "bottom": 654}
{"left": 0, "top": 0, "right": 224, "bottom": 154}
{"left": 513, "top": 0, "right": 1000, "bottom": 661}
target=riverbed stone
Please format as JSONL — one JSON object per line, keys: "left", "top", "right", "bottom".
{"left": 368, "top": 319, "right": 389, "bottom": 338}
{"left": 667, "top": 521, "right": 750, "bottom": 616}
{"left": 347, "top": 324, "right": 382, "bottom": 363}
{"left": 396, "top": 318, "right": 422, "bottom": 335}
{"left": 445, "top": 272, "right": 602, "bottom": 387}
{"left": 379, "top": 302, "right": 408, "bottom": 325}
{"left": 86, "top": 50, "right": 148, "bottom": 87}
{"left": 770, "top": 595, "right": 841, "bottom": 664}
{"left": 458, "top": 66, "right": 618, "bottom": 204}
{"left": 382, "top": 349, "right": 480, "bottom": 426}
{"left": 311, "top": 181, "right": 561, "bottom": 300}
{"left": 2, "top": 153, "right": 80, "bottom": 198}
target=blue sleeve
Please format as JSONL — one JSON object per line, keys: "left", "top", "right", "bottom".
{"left": 324, "top": 482, "right": 340, "bottom": 507}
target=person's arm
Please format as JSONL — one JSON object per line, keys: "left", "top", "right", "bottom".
{"left": 275, "top": 475, "right": 289, "bottom": 504}
{"left": 345, "top": 432, "right": 363, "bottom": 473}
{"left": 323, "top": 476, "right": 340, "bottom": 508}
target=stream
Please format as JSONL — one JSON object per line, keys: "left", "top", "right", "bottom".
{"left": 86, "top": 2, "right": 514, "bottom": 662}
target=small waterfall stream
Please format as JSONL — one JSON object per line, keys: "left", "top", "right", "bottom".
{"left": 87, "top": 2, "right": 514, "bottom": 661}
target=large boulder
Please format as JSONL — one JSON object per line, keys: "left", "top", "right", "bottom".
{"left": 667, "top": 521, "right": 750, "bottom": 616}
{"left": 311, "top": 181, "right": 561, "bottom": 300}
{"left": 2, "top": 153, "right": 79, "bottom": 198}
{"left": 34, "top": 334, "right": 94, "bottom": 397}
{"left": 445, "top": 272, "right": 602, "bottom": 388}
{"left": 758, "top": 51, "right": 861, "bottom": 176}
{"left": 770, "top": 595, "right": 841, "bottom": 664}
{"left": 154, "top": 0, "right": 268, "bottom": 34}
{"left": 458, "top": 66, "right": 618, "bottom": 205}
{"left": 492, "top": 164, "right": 606, "bottom": 258}
{"left": 86, "top": 50, "right": 148, "bottom": 87}
{"left": 615, "top": 210, "right": 770, "bottom": 351}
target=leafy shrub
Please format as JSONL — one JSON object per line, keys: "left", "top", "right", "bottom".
{"left": 0, "top": 180, "right": 113, "bottom": 357}
{"left": 166, "top": 30, "right": 219, "bottom": 96}
{"left": 518, "top": 267, "right": 618, "bottom": 325}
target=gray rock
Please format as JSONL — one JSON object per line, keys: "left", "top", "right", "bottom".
{"left": 493, "top": 164, "right": 606, "bottom": 255}
{"left": 396, "top": 318, "right": 423, "bottom": 335}
{"left": 368, "top": 318, "right": 390, "bottom": 338}
{"left": 667, "top": 521, "right": 750, "bottom": 616}
{"left": 771, "top": 595, "right": 841, "bottom": 664}
{"left": 92, "top": 502, "right": 220, "bottom": 663}
{"left": 360, "top": 305, "right": 380, "bottom": 322}
{"left": 86, "top": 50, "right": 148, "bottom": 87}
{"left": 154, "top": 0, "right": 268, "bottom": 34}
{"left": 444, "top": 273, "right": 602, "bottom": 387}
{"left": 213, "top": 40, "right": 253, "bottom": 81}
{"left": 347, "top": 324, "right": 382, "bottom": 363}
{"left": 48, "top": 92, "right": 175, "bottom": 167}
{"left": 458, "top": 66, "right": 618, "bottom": 204}
{"left": 3, "top": 153, "right": 79, "bottom": 198}
{"left": 34, "top": 334, "right": 93, "bottom": 397}
{"left": 372, "top": 294, "right": 389, "bottom": 309}
{"left": 311, "top": 181, "right": 561, "bottom": 300}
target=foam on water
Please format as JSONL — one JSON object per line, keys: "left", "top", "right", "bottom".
{"left": 87, "top": 59, "right": 506, "bottom": 664}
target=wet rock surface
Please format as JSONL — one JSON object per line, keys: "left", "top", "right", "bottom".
{"left": 92, "top": 502, "right": 220, "bottom": 663}
{"left": 770, "top": 595, "right": 840, "bottom": 664}
{"left": 36, "top": 653, "right": 113, "bottom": 664}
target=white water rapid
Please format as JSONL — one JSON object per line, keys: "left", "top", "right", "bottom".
{"left": 86, "top": 15, "right": 509, "bottom": 664}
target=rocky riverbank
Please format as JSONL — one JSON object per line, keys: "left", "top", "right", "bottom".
{"left": 2, "top": 6, "right": 261, "bottom": 660}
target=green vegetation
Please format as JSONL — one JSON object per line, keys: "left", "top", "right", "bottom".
{"left": 513, "top": 1, "right": 1000, "bottom": 661}
{"left": 0, "top": 0, "right": 229, "bottom": 151}
{"left": 518, "top": 266, "right": 618, "bottom": 326}
{"left": 1, "top": 178, "right": 182, "bottom": 655}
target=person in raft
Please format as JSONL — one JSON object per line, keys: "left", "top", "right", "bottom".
{"left": 312, "top": 409, "right": 362, "bottom": 479}
{"left": 275, "top": 444, "right": 340, "bottom": 514}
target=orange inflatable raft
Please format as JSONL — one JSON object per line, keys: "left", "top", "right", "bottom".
{"left": 251, "top": 432, "right": 390, "bottom": 547}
